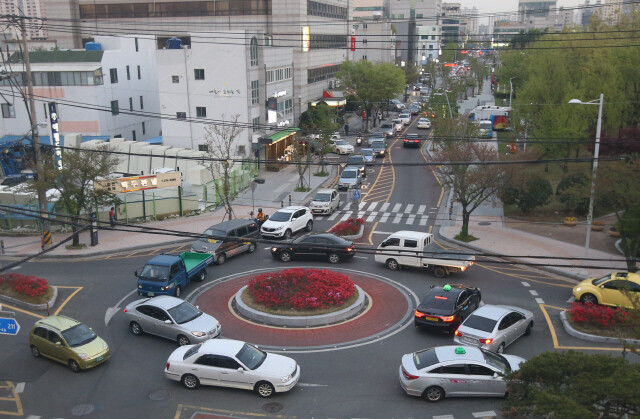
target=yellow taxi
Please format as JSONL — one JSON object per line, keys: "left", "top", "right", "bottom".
{"left": 572, "top": 272, "right": 640, "bottom": 309}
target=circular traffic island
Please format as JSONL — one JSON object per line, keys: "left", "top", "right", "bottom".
{"left": 235, "top": 268, "right": 366, "bottom": 327}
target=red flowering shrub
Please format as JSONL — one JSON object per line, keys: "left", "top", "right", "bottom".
{"left": 0, "top": 273, "right": 49, "bottom": 298}
{"left": 329, "top": 218, "right": 364, "bottom": 236}
{"left": 569, "top": 302, "right": 638, "bottom": 328}
{"left": 247, "top": 268, "right": 356, "bottom": 310}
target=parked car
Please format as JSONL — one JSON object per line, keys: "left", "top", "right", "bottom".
{"left": 572, "top": 272, "right": 640, "bottom": 309}
{"left": 29, "top": 315, "right": 110, "bottom": 372}
{"left": 399, "top": 345, "right": 526, "bottom": 402}
{"left": 370, "top": 139, "right": 387, "bottom": 157}
{"left": 417, "top": 118, "right": 432, "bottom": 129}
{"left": 368, "top": 132, "right": 385, "bottom": 146}
{"left": 454, "top": 305, "right": 534, "bottom": 354}
{"left": 337, "top": 167, "right": 362, "bottom": 190}
{"left": 332, "top": 139, "right": 354, "bottom": 155}
{"left": 379, "top": 121, "right": 395, "bottom": 138}
{"left": 191, "top": 219, "right": 260, "bottom": 264}
{"left": 361, "top": 148, "right": 376, "bottom": 165}
{"left": 309, "top": 188, "right": 341, "bottom": 215}
{"left": 164, "top": 339, "right": 300, "bottom": 397}
{"left": 346, "top": 154, "right": 366, "bottom": 176}
{"left": 270, "top": 233, "right": 355, "bottom": 264}
{"left": 398, "top": 112, "right": 411, "bottom": 125}
{"left": 124, "top": 296, "right": 221, "bottom": 346}
{"left": 391, "top": 118, "right": 404, "bottom": 132}
{"left": 414, "top": 284, "right": 481, "bottom": 333}
{"left": 261, "top": 206, "right": 314, "bottom": 240}
{"left": 403, "top": 133, "right": 421, "bottom": 148}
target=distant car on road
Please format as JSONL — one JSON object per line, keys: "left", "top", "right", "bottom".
{"left": 403, "top": 133, "right": 421, "bottom": 148}
{"left": 370, "top": 139, "right": 387, "bottom": 157}
{"left": 261, "top": 206, "right": 314, "bottom": 240}
{"left": 572, "top": 271, "right": 640, "bottom": 309}
{"left": 388, "top": 99, "right": 405, "bottom": 111}
{"left": 361, "top": 148, "right": 376, "bottom": 165}
{"left": 332, "top": 139, "right": 354, "bottom": 155}
{"left": 417, "top": 118, "right": 432, "bottom": 129}
{"left": 368, "top": 132, "right": 385, "bottom": 146}
{"left": 337, "top": 167, "right": 362, "bottom": 190}
{"left": 408, "top": 103, "right": 422, "bottom": 115}
{"left": 391, "top": 119, "right": 404, "bottom": 132}
{"left": 398, "top": 112, "right": 411, "bottom": 125}
{"left": 309, "top": 188, "right": 340, "bottom": 215}
{"left": 346, "top": 154, "right": 366, "bottom": 177}
{"left": 379, "top": 121, "right": 395, "bottom": 138}
{"left": 270, "top": 233, "right": 356, "bottom": 264}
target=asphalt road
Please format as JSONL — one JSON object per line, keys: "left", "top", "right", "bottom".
{"left": 0, "top": 111, "right": 621, "bottom": 419}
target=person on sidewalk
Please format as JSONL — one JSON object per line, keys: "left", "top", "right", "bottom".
{"left": 109, "top": 207, "right": 116, "bottom": 227}
{"left": 344, "top": 123, "right": 350, "bottom": 136}
{"left": 361, "top": 110, "right": 366, "bottom": 120}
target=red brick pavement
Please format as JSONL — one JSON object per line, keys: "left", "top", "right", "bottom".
{"left": 193, "top": 271, "right": 409, "bottom": 347}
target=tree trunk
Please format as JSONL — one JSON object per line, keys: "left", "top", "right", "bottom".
{"left": 460, "top": 207, "right": 471, "bottom": 237}
{"left": 71, "top": 217, "right": 80, "bottom": 246}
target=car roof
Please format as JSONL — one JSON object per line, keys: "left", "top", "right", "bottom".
{"left": 146, "top": 254, "right": 180, "bottom": 266}
{"left": 205, "top": 219, "right": 256, "bottom": 231}
{"left": 300, "top": 233, "right": 348, "bottom": 242}
{"left": 387, "top": 230, "right": 429, "bottom": 240}
{"left": 347, "top": 154, "right": 364, "bottom": 159}
{"left": 468, "top": 304, "right": 512, "bottom": 320}
{"left": 277, "top": 206, "right": 308, "bottom": 213}
{"left": 201, "top": 338, "right": 246, "bottom": 356}
{"left": 315, "top": 188, "right": 336, "bottom": 194}
{"left": 434, "top": 345, "right": 485, "bottom": 363}
{"left": 342, "top": 167, "right": 359, "bottom": 172}
{"left": 135, "top": 295, "right": 183, "bottom": 310}
{"left": 406, "top": 133, "right": 419, "bottom": 138}
{"left": 36, "top": 315, "right": 80, "bottom": 331}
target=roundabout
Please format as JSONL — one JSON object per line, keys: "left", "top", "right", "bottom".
{"left": 189, "top": 267, "right": 418, "bottom": 351}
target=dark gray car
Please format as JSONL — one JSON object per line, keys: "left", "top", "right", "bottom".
{"left": 191, "top": 219, "right": 260, "bottom": 264}
{"left": 346, "top": 154, "right": 366, "bottom": 176}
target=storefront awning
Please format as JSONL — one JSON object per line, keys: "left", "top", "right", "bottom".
{"left": 310, "top": 99, "right": 346, "bottom": 107}
{"left": 258, "top": 127, "right": 299, "bottom": 145}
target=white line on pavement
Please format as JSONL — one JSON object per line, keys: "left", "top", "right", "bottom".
{"left": 353, "top": 256, "right": 368, "bottom": 259}
{"left": 529, "top": 290, "right": 539, "bottom": 296}
{"left": 328, "top": 212, "right": 340, "bottom": 220}
{"left": 367, "top": 202, "right": 378, "bottom": 211}
{"left": 433, "top": 415, "right": 455, "bottom": 419}
{"left": 567, "top": 296, "right": 576, "bottom": 303}
{"left": 296, "top": 383, "right": 328, "bottom": 387}
{"left": 380, "top": 212, "right": 390, "bottom": 223}
{"left": 366, "top": 212, "right": 377, "bottom": 222}
{"left": 419, "top": 215, "right": 428, "bottom": 226}
{"left": 392, "top": 203, "right": 401, "bottom": 212}
{"left": 380, "top": 202, "right": 390, "bottom": 211}
{"left": 417, "top": 204, "right": 426, "bottom": 214}
{"left": 535, "top": 297, "right": 545, "bottom": 304}
{"left": 15, "top": 382, "right": 25, "bottom": 393}
{"left": 406, "top": 214, "right": 416, "bottom": 224}
{"left": 405, "top": 204, "right": 414, "bottom": 213}
{"left": 340, "top": 213, "right": 351, "bottom": 221}
{"left": 472, "top": 411, "right": 497, "bottom": 418}
{"left": 521, "top": 281, "right": 530, "bottom": 287}
{"left": 392, "top": 213, "right": 402, "bottom": 224}
{"left": 372, "top": 231, "right": 394, "bottom": 235}
{"left": 358, "top": 201, "right": 367, "bottom": 210}
{"left": 105, "top": 288, "right": 138, "bottom": 327}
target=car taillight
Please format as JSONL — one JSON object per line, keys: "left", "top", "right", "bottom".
{"left": 479, "top": 338, "right": 493, "bottom": 344}
{"left": 440, "top": 315, "right": 456, "bottom": 322}
{"left": 166, "top": 362, "right": 170, "bottom": 370}
{"left": 402, "top": 367, "right": 419, "bottom": 380}
{"left": 454, "top": 330, "right": 462, "bottom": 337}
{"left": 414, "top": 311, "right": 426, "bottom": 318}
{"left": 346, "top": 246, "right": 354, "bottom": 252}
{"left": 123, "top": 308, "right": 127, "bottom": 313}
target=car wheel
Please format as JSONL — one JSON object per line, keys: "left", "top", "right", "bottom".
{"left": 386, "top": 259, "right": 399, "bottom": 271}
{"left": 197, "top": 269, "right": 206, "bottom": 282}
{"left": 182, "top": 374, "right": 199, "bottom": 389}
{"left": 174, "top": 286, "right": 182, "bottom": 298}
{"left": 255, "top": 381, "right": 275, "bottom": 398}
{"left": 524, "top": 321, "right": 534, "bottom": 336}
{"left": 68, "top": 360, "right": 80, "bottom": 373}
{"left": 177, "top": 335, "right": 190, "bottom": 346}
{"left": 30, "top": 345, "right": 40, "bottom": 358}
{"left": 497, "top": 343, "right": 505, "bottom": 354}
{"left": 279, "top": 250, "right": 292, "bottom": 263}
{"left": 328, "top": 253, "right": 340, "bottom": 264}
{"left": 248, "top": 242, "right": 256, "bottom": 253}
{"left": 216, "top": 253, "right": 226, "bottom": 264}
{"left": 422, "top": 386, "right": 445, "bottom": 402}
{"left": 130, "top": 321, "right": 143, "bottom": 336}
{"left": 433, "top": 266, "right": 446, "bottom": 278}
{"left": 581, "top": 293, "right": 598, "bottom": 305}
{"left": 284, "top": 229, "right": 292, "bottom": 240}
{"left": 306, "top": 220, "right": 313, "bottom": 232}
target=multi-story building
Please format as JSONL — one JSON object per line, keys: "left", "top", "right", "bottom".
{"left": 519, "top": 0, "right": 557, "bottom": 30}
{"left": 0, "top": 0, "right": 48, "bottom": 40}
{"left": 0, "top": 35, "right": 161, "bottom": 142}
{"left": 389, "top": 0, "right": 441, "bottom": 64}
{"left": 416, "top": 24, "right": 440, "bottom": 63}
{"left": 353, "top": 0, "right": 388, "bottom": 19}
{"left": 441, "top": 2, "right": 461, "bottom": 44}
{"left": 350, "top": 20, "right": 395, "bottom": 63}
{"left": 460, "top": 6, "right": 478, "bottom": 37}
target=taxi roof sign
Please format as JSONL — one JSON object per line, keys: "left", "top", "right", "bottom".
{"left": 455, "top": 347, "right": 466, "bottom": 354}
{"left": 443, "top": 284, "right": 452, "bottom": 291}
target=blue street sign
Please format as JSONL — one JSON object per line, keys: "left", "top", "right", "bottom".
{"left": 353, "top": 189, "right": 361, "bottom": 201}
{"left": 0, "top": 317, "right": 20, "bottom": 335}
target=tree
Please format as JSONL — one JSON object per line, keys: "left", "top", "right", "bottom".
{"left": 500, "top": 174, "right": 553, "bottom": 214}
{"left": 203, "top": 114, "right": 245, "bottom": 221}
{"left": 503, "top": 351, "right": 640, "bottom": 419}
{"left": 299, "top": 102, "right": 339, "bottom": 175}
{"left": 28, "top": 146, "right": 120, "bottom": 247}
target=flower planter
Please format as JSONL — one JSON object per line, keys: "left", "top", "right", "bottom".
{"left": 591, "top": 222, "right": 605, "bottom": 231}
{"left": 338, "top": 224, "right": 365, "bottom": 240}
{"left": 564, "top": 220, "right": 578, "bottom": 227}
{"left": 609, "top": 229, "right": 621, "bottom": 238}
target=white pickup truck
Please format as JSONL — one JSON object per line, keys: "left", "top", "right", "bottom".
{"left": 374, "top": 231, "right": 475, "bottom": 278}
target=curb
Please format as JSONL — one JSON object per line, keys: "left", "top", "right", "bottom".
{"left": 0, "top": 285, "right": 58, "bottom": 311}
{"left": 559, "top": 310, "right": 640, "bottom": 345}
{"left": 338, "top": 224, "right": 365, "bottom": 240}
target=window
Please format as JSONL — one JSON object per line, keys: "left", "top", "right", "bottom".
{"left": 434, "top": 364, "right": 467, "bottom": 374}
{"left": 236, "top": 226, "right": 248, "bottom": 237}
{"left": 404, "top": 239, "right": 418, "bottom": 248}
{"left": 307, "top": 64, "right": 340, "bottom": 84}
{"left": 251, "top": 80, "right": 259, "bottom": 105}
{"left": 250, "top": 37, "right": 258, "bottom": 66}
{"left": 1, "top": 103, "right": 16, "bottom": 118}
{"left": 80, "top": 0, "right": 272, "bottom": 18}
{"left": 33, "top": 327, "right": 48, "bottom": 339}
{"left": 172, "top": 75, "right": 179, "bottom": 83}
{"left": 307, "top": 0, "right": 347, "bottom": 19}
{"left": 362, "top": 55, "right": 367, "bottom": 60}
{"left": 266, "top": 66, "right": 292, "bottom": 84}
{"left": 248, "top": 223, "right": 258, "bottom": 233}
{"left": 110, "top": 68, "right": 118, "bottom": 83}
{"left": 137, "top": 65, "right": 141, "bottom": 80}
{"left": 362, "top": 39, "right": 367, "bottom": 44}
{"left": 135, "top": 37, "right": 139, "bottom": 51}
{"left": 468, "top": 364, "right": 495, "bottom": 376}
{"left": 142, "top": 121, "right": 146, "bottom": 134}
{"left": 310, "top": 34, "right": 348, "bottom": 49}
{"left": 111, "top": 100, "right": 119, "bottom": 115}
{"left": 196, "top": 106, "right": 206, "bottom": 117}
{"left": 126, "top": 65, "right": 130, "bottom": 80}
{"left": 252, "top": 116, "right": 260, "bottom": 132}
{"left": 47, "top": 331, "right": 64, "bottom": 345}
{"left": 363, "top": 23, "right": 368, "bottom": 28}
{"left": 381, "top": 238, "right": 401, "bottom": 248}
{"left": 194, "top": 69, "right": 205, "bottom": 80}
{"left": 140, "top": 96, "right": 144, "bottom": 109}
{"left": 264, "top": 34, "right": 273, "bottom": 46}
{"left": 198, "top": 144, "right": 208, "bottom": 152}
{"left": 129, "top": 97, "right": 133, "bottom": 111}
{"left": 284, "top": 98, "right": 293, "bottom": 114}
{"left": 176, "top": 112, "right": 186, "bottom": 120}
{"left": 132, "top": 130, "right": 136, "bottom": 140}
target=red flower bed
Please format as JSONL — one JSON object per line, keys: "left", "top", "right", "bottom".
{"left": 247, "top": 268, "right": 356, "bottom": 310}
{"left": 0, "top": 273, "right": 49, "bottom": 298}
{"left": 569, "top": 302, "right": 638, "bottom": 328}
{"left": 329, "top": 218, "right": 364, "bottom": 236}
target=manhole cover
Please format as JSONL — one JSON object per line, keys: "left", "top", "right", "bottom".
{"left": 478, "top": 222, "right": 491, "bottom": 226}
{"left": 148, "top": 389, "right": 171, "bottom": 401}
{"left": 262, "top": 402, "right": 284, "bottom": 413}
{"left": 71, "top": 404, "right": 95, "bottom": 416}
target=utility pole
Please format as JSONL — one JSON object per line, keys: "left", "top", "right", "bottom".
{"left": 17, "top": 12, "right": 49, "bottom": 242}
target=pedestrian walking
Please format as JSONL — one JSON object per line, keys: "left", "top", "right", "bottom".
{"left": 344, "top": 123, "right": 349, "bottom": 136}
{"left": 361, "top": 110, "right": 366, "bottom": 120}
{"left": 109, "top": 207, "right": 116, "bottom": 227}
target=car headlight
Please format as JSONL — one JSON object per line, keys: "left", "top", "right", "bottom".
{"left": 78, "top": 353, "right": 90, "bottom": 360}
{"left": 281, "top": 374, "right": 292, "bottom": 383}
{"left": 102, "top": 341, "right": 109, "bottom": 350}
{"left": 138, "top": 285, "right": 142, "bottom": 288}
{"left": 273, "top": 226, "right": 283, "bottom": 231}
{"left": 272, "top": 247, "right": 278, "bottom": 252}
{"left": 191, "top": 331, "right": 206, "bottom": 337}
{"left": 574, "top": 286, "right": 582, "bottom": 293}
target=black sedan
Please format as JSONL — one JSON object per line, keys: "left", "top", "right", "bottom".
{"left": 414, "top": 284, "right": 481, "bottom": 333}
{"left": 270, "top": 233, "right": 355, "bottom": 264}
{"left": 402, "top": 133, "right": 421, "bottom": 148}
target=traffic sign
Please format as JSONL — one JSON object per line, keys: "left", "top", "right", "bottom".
{"left": 0, "top": 317, "right": 20, "bottom": 335}
{"left": 353, "top": 189, "right": 361, "bottom": 201}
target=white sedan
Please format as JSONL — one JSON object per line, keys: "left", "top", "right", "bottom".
{"left": 398, "top": 112, "right": 411, "bottom": 125}
{"left": 417, "top": 118, "right": 431, "bottom": 129}
{"left": 332, "top": 140, "right": 354, "bottom": 155}
{"left": 391, "top": 119, "right": 404, "bottom": 132}
{"left": 165, "top": 339, "right": 300, "bottom": 397}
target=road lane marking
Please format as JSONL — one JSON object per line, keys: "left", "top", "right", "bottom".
{"left": 0, "top": 303, "right": 43, "bottom": 319}
{"left": 105, "top": 288, "right": 138, "bottom": 326}
{"left": 567, "top": 296, "right": 575, "bottom": 303}
{"left": 380, "top": 203, "right": 390, "bottom": 211}
{"left": 340, "top": 213, "right": 351, "bottom": 221}
{"left": 296, "top": 383, "right": 328, "bottom": 387}
{"left": 472, "top": 411, "right": 497, "bottom": 418}
{"left": 14, "top": 383, "right": 24, "bottom": 394}
{"left": 417, "top": 204, "right": 426, "bottom": 214}
{"left": 419, "top": 215, "right": 428, "bottom": 226}
{"left": 392, "top": 203, "right": 401, "bottom": 212}
{"left": 366, "top": 212, "right": 377, "bottom": 222}
{"left": 392, "top": 213, "right": 402, "bottom": 224}
{"left": 535, "top": 297, "right": 545, "bottom": 304}
{"left": 371, "top": 231, "right": 394, "bottom": 234}
{"left": 433, "top": 415, "right": 454, "bottom": 419}
{"left": 367, "top": 202, "right": 378, "bottom": 211}
{"left": 327, "top": 212, "right": 340, "bottom": 220}
{"left": 529, "top": 290, "right": 539, "bottom": 296}
{"left": 404, "top": 204, "right": 414, "bottom": 213}
{"left": 380, "top": 212, "right": 390, "bottom": 223}
{"left": 521, "top": 281, "right": 530, "bottom": 287}
{"left": 53, "top": 286, "right": 83, "bottom": 316}
{"left": 406, "top": 214, "right": 416, "bottom": 224}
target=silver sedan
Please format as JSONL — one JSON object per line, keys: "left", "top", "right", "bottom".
{"left": 124, "top": 295, "right": 221, "bottom": 346}
{"left": 453, "top": 305, "right": 534, "bottom": 353}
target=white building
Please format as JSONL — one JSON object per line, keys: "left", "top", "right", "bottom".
{"left": 417, "top": 24, "right": 441, "bottom": 63}
{"left": 0, "top": 35, "right": 161, "bottom": 142}
{"left": 350, "top": 20, "right": 395, "bottom": 63}
{"left": 388, "top": 0, "right": 441, "bottom": 64}
{"left": 0, "top": 0, "right": 48, "bottom": 40}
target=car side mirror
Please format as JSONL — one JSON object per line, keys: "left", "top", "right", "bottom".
{"left": 164, "top": 319, "right": 172, "bottom": 324}
{"left": 237, "top": 367, "right": 244, "bottom": 373}
{"left": 493, "top": 372, "right": 499, "bottom": 378}
{"left": 134, "top": 270, "right": 138, "bottom": 277}
{"left": 55, "top": 341, "right": 62, "bottom": 347}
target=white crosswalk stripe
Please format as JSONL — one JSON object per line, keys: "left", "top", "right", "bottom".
{"left": 392, "top": 213, "right": 402, "bottom": 223}
{"left": 406, "top": 214, "right": 416, "bottom": 224}
{"left": 380, "top": 212, "right": 391, "bottom": 223}
{"left": 367, "top": 202, "right": 378, "bottom": 211}
{"left": 321, "top": 202, "right": 434, "bottom": 227}
{"left": 419, "top": 215, "right": 429, "bottom": 226}
{"left": 417, "top": 204, "right": 426, "bottom": 214}
{"left": 366, "top": 212, "right": 377, "bottom": 222}
{"left": 380, "top": 202, "right": 390, "bottom": 211}
{"left": 392, "top": 203, "right": 402, "bottom": 212}
{"left": 404, "top": 204, "right": 414, "bottom": 213}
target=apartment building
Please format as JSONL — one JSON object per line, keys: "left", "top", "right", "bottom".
{"left": 389, "top": 0, "right": 441, "bottom": 64}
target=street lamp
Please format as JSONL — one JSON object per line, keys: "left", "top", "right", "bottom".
{"left": 569, "top": 93, "right": 604, "bottom": 270}
{"left": 509, "top": 77, "right": 517, "bottom": 108}
{"left": 433, "top": 92, "right": 453, "bottom": 119}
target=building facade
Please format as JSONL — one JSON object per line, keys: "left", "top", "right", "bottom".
{"left": 350, "top": 20, "right": 395, "bottom": 63}
{"left": 388, "top": 0, "right": 441, "bottom": 64}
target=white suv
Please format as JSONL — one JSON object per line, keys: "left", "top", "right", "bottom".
{"left": 261, "top": 206, "right": 314, "bottom": 240}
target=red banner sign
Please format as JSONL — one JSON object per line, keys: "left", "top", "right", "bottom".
{"left": 351, "top": 36, "right": 356, "bottom": 51}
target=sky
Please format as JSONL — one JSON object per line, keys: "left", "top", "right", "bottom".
{"left": 457, "top": 0, "right": 585, "bottom": 24}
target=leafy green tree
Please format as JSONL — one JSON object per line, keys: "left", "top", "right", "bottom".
{"left": 503, "top": 351, "right": 640, "bottom": 419}
{"left": 500, "top": 174, "right": 553, "bottom": 214}
{"left": 299, "top": 102, "right": 340, "bottom": 174}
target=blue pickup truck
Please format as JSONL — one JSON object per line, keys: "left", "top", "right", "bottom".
{"left": 135, "top": 252, "right": 213, "bottom": 298}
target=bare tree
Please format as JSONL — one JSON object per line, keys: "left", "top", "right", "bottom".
{"left": 203, "top": 114, "right": 245, "bottom": 221}
{"left": 291, "top": 142, "right": 312, "bottom": 191}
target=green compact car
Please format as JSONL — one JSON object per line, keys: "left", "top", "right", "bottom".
{"left": 29, "top": 315, "right": 110, "bottom": 372}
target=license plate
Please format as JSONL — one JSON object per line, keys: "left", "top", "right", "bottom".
{"left": 96, "top": 355, "right": 104, "bottom": 362}
{"left": 147, "top": 292, "right": 155, "bottom": 297}
{"left": 424, "top": 316, "right": 438, "bottom": 322}
{"left": 462, "top": 337, "right": 476, "bottom": 344}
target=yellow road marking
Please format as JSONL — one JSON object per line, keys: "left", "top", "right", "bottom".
{"left": 0, "top": 303, "right": 44, "bottom": 319}
{"left": 0, "top": 382, "right": 23, "bottom": 416}
{"left": 53, "top": 286, "right": 83, "bottom": 316}
{"left": 367, "top": 221, "right": 379, "bottom": 245}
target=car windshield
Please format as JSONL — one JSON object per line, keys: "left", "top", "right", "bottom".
{"left": 62, "top": 323, "right": 97, "bottom": 347}
{"left": 270, "top": 211, "right": 293, "bottom": 222}
{"left": 482, "top": 349, "right": 510, "bottom": 373}
{"left": 400, "top": 114, "right": 410, "bottom": 118}
{"left": 168, "top": 301, "right": 202, "bottom": 324}
{"left": 420, "top": 119, "right": 428, "bottom": 123}
{"left": 406, "top": 134, "right": 419, "bottom": 139}
{"left": 592, "top": 274, "right": 613, "bottom": 285}
{"left": 381, "top": 124, "right": 392, "bottom": 128}
{"left": 335, "top": 140, "right": 347, "bottom": 146}
{"left": 372, "top": 142, "right": 384, "bottom": 149}
{"left": 413, "top": 348, "right": 439, "bottom": 370}
{"left": 313, "top": 193, "right": 331, "bottom": 202}
{"left": 362, "top": 149, "right": 373, "bottom": 156}
{"left": 201, "top": 228, "right": 226, "bottom": 241}
{"left": 341, "top": 171, "right": 357, "bottom": 179}
{"left": 347, "top": 157, "right": 364, "bottom": 165}
{"left": 184, "top": 343, "right": 202, "bottom": 360}
{"left": 140, "top": 264, "right": 170, "bottom": 282}
{"left": 422, "top": 293, "right": 456, "bottom": 310}
{"left": 236, "top": 343, "right": 267, "bottom": 370}
{"left": 463, "top": 314, "right": 497, "bottom": 332}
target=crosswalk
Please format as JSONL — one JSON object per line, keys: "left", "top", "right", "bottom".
{"left": 325, "top": 201, "right": 437, "bottom": 226}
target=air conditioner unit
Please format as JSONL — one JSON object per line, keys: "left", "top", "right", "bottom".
{"left": 328, "top": 80, "right": 334, "bottom": 89}
{"left": 237, "top": 145, "right": 246, "bottom": 156}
